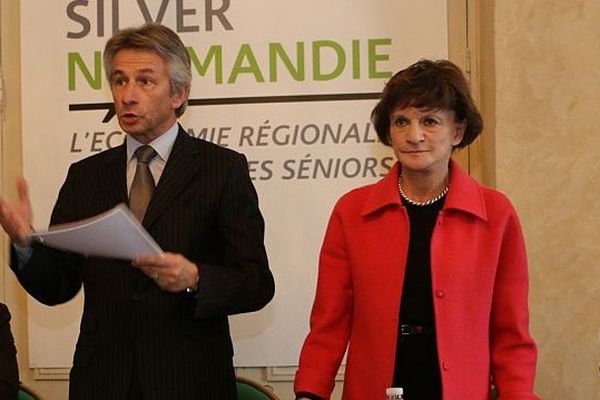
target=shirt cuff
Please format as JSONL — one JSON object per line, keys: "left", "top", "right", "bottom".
{"left": 13, "top": 243, "right": 33, "bottom": 270}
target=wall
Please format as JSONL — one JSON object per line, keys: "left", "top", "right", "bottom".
{"left": 0, "top": 1, "right": 70, "bottom": 398}
{"left": 488, "top": 1, "right": 600, "bottom": 398}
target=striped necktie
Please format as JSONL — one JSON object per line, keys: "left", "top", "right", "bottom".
{"left": 129, "top": 145, "right": 157, "bottom": 221}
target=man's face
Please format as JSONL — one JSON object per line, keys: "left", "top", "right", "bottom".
{"left": 109, "top": 49, "right": 187, "bottom": 143}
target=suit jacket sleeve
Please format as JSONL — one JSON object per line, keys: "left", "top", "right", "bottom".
{"left": 0, "top": 304, "right": 19, "bottom": 399}
{"left": 193, "top": 152, "right": 274, "bottom": 318}
{"left": 9, "top": 163, "right": 85, "bottom": 306}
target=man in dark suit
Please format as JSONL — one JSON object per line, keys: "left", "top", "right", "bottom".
{"left": 0, "top": 303, "right": 19, "bottom": 400}
{"left": 0, "top": 23, "right": 274, "bottom": 399}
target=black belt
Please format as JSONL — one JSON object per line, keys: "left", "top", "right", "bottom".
{"left": 400, "top": 324, "right": 433, "bottom": 336}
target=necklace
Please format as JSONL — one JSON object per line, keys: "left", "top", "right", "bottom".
{"left": 397, "top": 176, "right": 449, "bottom": 206}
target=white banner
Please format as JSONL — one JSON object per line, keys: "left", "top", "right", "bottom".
{"left": 21, "top": 0, "right": 447, "bottom": 367}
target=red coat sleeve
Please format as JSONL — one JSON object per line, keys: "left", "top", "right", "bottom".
{"left": 489, "top": 207, "right": 539, "bottom": 399}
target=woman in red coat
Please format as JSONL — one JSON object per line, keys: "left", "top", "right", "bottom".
{"left": 294, "top": 60, "right": 539, "bottom": 400}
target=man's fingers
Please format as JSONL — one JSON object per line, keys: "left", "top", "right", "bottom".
{"left": 16, "top": 178, "right": 30, "bottom": 204}
{"left": 133, "top": 253, "right": 171, "bottom": 268}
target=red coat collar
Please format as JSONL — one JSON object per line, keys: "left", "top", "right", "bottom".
{"left": 361, "top": 159, "right": 488, "bottom": 221}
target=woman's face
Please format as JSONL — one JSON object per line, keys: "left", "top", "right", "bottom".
{"left": 389, "top": 106, "right": 465, "bottom": 175}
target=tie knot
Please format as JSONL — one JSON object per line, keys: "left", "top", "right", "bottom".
{"left": 135, "top": 145, "right": 157, "bottom": 164}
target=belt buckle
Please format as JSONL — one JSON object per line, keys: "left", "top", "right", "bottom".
{"left": 401, "top": 324, "right": 424, "bottom": 336}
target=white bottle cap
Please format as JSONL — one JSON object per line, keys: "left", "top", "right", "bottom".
{"left": 386, "top": 387, "right": 404, "bottom": 395}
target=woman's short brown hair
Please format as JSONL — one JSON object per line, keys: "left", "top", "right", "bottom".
{"left": 371, "top": 59, "right": 483, "bottom": 148}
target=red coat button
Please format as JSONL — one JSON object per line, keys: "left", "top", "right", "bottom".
{"left": 442, "top": 362, "right": 450, "bottom": 371}
{"left": 435, "top": 289, "right": 446, "bottom": 298}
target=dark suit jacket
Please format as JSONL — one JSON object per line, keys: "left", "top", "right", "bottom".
{"left": 0, "top": 303, "right": 18, "bottom": 400}
{"left": 11, "top": 128, "right": 274, "bottom": 400}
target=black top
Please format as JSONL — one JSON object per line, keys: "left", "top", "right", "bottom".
{"left": 398, "top": 197, "right": 444, "bottom": 324}
{"left": 392, "top": 196, "right": 445, "bottom": 399}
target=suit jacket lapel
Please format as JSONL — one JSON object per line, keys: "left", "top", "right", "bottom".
{"left": 99, "top": 144, "right": 129, "bottom": 208}
{"left": 143, "top": 127, "right": 202, "bottom": 227}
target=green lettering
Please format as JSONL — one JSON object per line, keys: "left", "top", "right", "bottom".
{"left": 368, "top": 38, "right": 392, "bottom": 79}
{"left": 352, "top": 40, "right": 360, "bottom": 79}
{"left": 68, "top": 51, "right": 102, "bottom": 90}
{"left": 228, "top": 44, "right": 265, "bottom": 84}
{"left": 312, "top": 40, "right": 345, "bottom": 81}
{"left": 188, "top": 46, "right": 224, "bottom": 84}
{"left": 269, "top": 42, "right": 305, "bottom": 82}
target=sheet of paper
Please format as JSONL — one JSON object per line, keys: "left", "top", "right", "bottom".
{"left": 31, "top": 204, "right": 163, "bottom": 260}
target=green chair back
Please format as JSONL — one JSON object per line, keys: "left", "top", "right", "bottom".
{"left": 18, "top": 384, "right": 42, "bottom": 400}
{"left": 236, "top": 376, "right": 279, "bottom": 400}
{"left": 20, "top": 379, "right": 273, "bottom": 400}
{"left": 18, "top": 390, "right": 35, "bottom": 400}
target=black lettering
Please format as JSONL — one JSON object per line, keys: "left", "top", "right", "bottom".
{"left": 281, "top": 159, "right": 295, "bottom": 180}
{"left": 70, "top": 133, "right": 83, "bottom": 153}
{"left": 137, "top": 0, "right": 169, "bottom": 24}
{"left": 177, "top": 0, "right": 200, "bottom": 32}
{"left": 66, "top": 0, "right": 91, "bottom": 39}
{"left": 259, "top": 160, "right": 273, "bottom": 180}
{"left": 341, "top": 158, "right": 361, "bottom": 178}
{"left": 239, "top": 126, "right": 254, "bottom": 146}
{"left": 205, "top": 0, "right": 233, "bottom": 31}
{"left": 362, "top": 157, "right": 378, "bottom": 177}
{"left": 97, "top": 0, "right": 105, "bottom": 37}
{"left": 106, "top": 130, "right": 123, "bottom": 148}
{"left": 90, "top": 131, "right": 105, "bottom": 152}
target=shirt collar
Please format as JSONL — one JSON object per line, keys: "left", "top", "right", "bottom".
{"left": 126, "top": 122, "right": 179, "bottom": 162}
